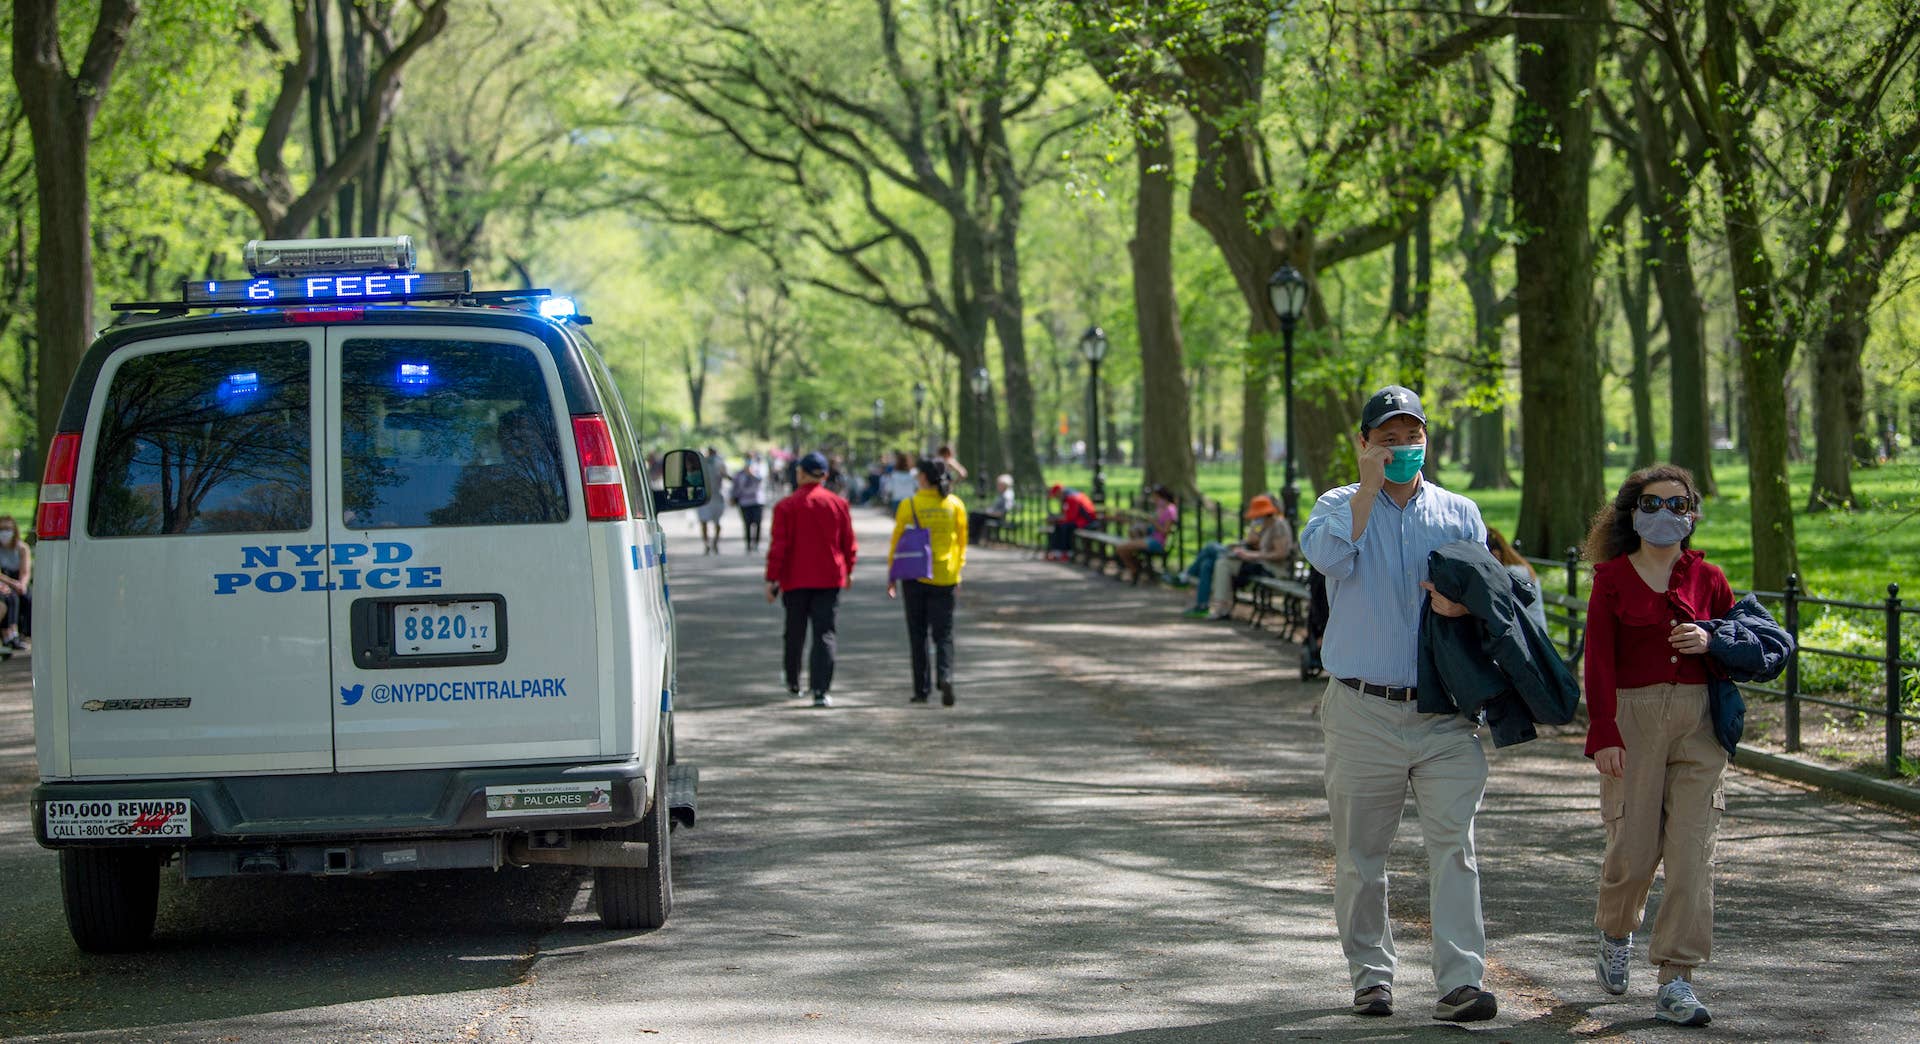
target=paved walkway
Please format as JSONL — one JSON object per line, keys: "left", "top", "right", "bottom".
{"left": 1, "top": 507, "right": 1917, "bottom": 1041}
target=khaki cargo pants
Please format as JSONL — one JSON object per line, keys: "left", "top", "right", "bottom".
{"left": 1595, "top": 682, "right": 1727, "bottom": 980}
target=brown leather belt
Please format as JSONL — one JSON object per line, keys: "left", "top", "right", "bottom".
{"left": 1338, "top": 677, "right": 1417, "bottom": 702}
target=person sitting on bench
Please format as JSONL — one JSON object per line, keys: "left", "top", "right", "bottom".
{"left": 1116, "top": 484, "right": 1177, "bottom": 582}
{"left": 1183, "top": 493, "right": 1294, "bottom": 619}
{"left": 1046, "top": 484, "right": 1098, "bottom": 561}
{"left": 968, "top": 473, "right": 1015, "bottom": 544}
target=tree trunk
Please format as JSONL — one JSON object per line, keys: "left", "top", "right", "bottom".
{"left": 1129, "top": 124, "right": 1197, "bottom": 499}
{"left": 12, "top": 0, "right": 138, "bottom": 486}
{"left": 1808, "top": 276, "right": 1872, "bottom": 510}
{"left": 1630, "top": 69, "right": 1715, "bottom": 492}
{"left": 1619, "top": 251, "right": 1657, "bottom": 469}
{"left": 1511, "top": 0, "right": 1606, "bottom": 556}
{"left": 1695, "top": 0, "right": 1798, "bottom": 590}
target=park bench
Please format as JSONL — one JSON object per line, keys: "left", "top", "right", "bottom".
{"left": 1071, "top": 520, "right": 1168, "bottom": 584}
{"left": 1246, "top": 564, "right": 1312, "bottom": 640}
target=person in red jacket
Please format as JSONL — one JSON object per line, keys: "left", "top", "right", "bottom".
{"left": 1045, "top": 484, "right": 1098, "bottom": 561}
{"left": 1581, "top": 463, "right": 1733, "bottom": 1027}
{"left": 766, "top": 452, "right": 858, "bottom": 708}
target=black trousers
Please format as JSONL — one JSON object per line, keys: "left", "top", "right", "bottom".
{"left": 1048, "top": 522, "right": 1076, "bottom": 552}
{"left": 739, "top": 504, "right": 765, "bottom": 549}
{"left": 901, "top": 580, "right": 956, "bottom": 697}
{"left": 782, "top": 588, "right": 839, "bottom": 694}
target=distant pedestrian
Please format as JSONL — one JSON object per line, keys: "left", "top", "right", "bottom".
{"left": 935, "top": 444, "right": 968, "bottom": 484}
{"left": 887, "top": 459, "right": 967, "bottom": 705}
{"left": 0, "top": 515, "right": 29, "bottom": 652}
{"left": 884, "top": 451, "right": 918, "bottom": 506}
{"left": 765, "top": 452, "right": 858, "bottom": 708}
{"left": 696, "top": 447, "right": 730, "bottom": 555}
{"left": 1300, "top": 385, "right": 1497, "bottom": 1023}
{"left": 1485, "top": 527, "right": 1548, "bottom": 633}
{"left": 733, "top": 454, "right": 767, "bottom": 552}
{"left": 1581, "top": 464, "right": 1732, "bottom": 1027}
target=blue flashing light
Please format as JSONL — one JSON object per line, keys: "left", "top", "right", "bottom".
{"left": 397, "top": 362, "right": 433, "bottom": 386}
{"left": 538, "top": 296, "right": 577, "bottom": 319}
{"left": 227, "top": 372, "right": 261, "bottom": 393}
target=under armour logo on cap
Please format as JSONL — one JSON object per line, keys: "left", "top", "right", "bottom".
{"left": 1362, "top": 385, "right": 1426, "bottom": 431}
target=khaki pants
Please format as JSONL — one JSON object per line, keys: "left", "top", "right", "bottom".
{"left": 1209, "top": 556, "right": 1273, "bottom": 614}
{"left": 1321, "top": 679, "right": 1489, "bottom": 992}
{"left": 1594, "top": 683, "right": 1727, "bottom": 980}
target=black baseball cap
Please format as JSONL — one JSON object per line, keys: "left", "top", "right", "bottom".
{"left": 797, "top": 452, "right": 830, "bottom": 475}
{"left": 1360, "top": 385, "right": 1426, "bottom": 432}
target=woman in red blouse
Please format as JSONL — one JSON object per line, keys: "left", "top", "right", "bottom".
{"left": 1581, "top": 464, "right": 1732, "bottom": 1027}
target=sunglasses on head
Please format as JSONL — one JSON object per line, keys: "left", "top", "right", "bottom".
{"left": 1636, "top": 494, "right": 1694, "bottom": 515}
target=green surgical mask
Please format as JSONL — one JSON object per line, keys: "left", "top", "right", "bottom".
{"left": 1384, "top": 445, "right": 1425, "bottom": 483}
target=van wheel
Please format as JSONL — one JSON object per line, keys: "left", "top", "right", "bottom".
{"left": 596, "top": 736, "right": 671, "bottom": 930}
{"left": 60, "top": 847, "right": 161, "bottom": 952}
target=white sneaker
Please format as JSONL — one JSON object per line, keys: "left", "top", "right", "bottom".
{"left": 1655, "top": 979, "right": 1711, "bottom": 1026}
{"left": 1596, "top": 931, "right": 1631, "bottom": 995}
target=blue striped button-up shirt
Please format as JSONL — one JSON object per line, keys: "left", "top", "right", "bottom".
{"left": 1300, "top": 481, "right": 1487, "bottom": 687}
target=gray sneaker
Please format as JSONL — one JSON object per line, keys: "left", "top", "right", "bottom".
{"left": 1596, "top": 931, "right": 1632, "bottom": 995}
{"left": 1351, "top": 984, "right": 1392, "bottom": 1016}
{"left": 1655, "top": 979, "right": 1711, "bottom": 1026}
{"left": 811, "top": 692, "right": 832, "bottom": 708}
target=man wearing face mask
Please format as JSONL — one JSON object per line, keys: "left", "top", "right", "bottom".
{"left": 1300, "top": 385, "right": 1497, "bottom": 1023}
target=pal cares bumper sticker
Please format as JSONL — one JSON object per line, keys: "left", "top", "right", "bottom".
{"left": 484, "top": 781, "right": 612, "bottom": 818}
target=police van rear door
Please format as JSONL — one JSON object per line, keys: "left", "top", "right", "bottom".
{"left": 324, "top": 325, "right": 603, "bottom": 770}
{"left": 62, "top": 331, "right": 336, "bottom": 777}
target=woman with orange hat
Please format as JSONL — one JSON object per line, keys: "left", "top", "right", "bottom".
{"left": 1180, "top": 493, "right": 1294, "bottom": 619}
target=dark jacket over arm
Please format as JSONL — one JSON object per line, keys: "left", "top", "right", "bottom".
{"left": 1417, "top": 541, "right": 1581, "bottom": 747}
{"left": 1700, "top": 594, "right": 1794, "bottom": 755}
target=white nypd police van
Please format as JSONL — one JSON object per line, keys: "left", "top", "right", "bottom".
{"left": 29, "top": 237, "right": 705, "bottom": 951}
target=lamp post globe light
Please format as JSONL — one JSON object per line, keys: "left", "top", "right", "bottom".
{"left": 872, "top": 397, "right": 885, "bottom": 462}
{"left": 911, "top": 381, "right": 927, "bottom": 455}
{"left": 1079, "top": 325, "right": 1109, "bottom": 503}
{"left": 970, "top": 366, "right": 992, "bottom": 495}
{"left": 789, "top": 411, "right": 803, "bottom": 461}
{"left": 1266, "top": 265, "right": 1309, "bottom": 533}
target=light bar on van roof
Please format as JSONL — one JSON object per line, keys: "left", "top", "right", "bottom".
{"left": 244, "top": 236, "right": 417, "bottom": 277}
{"left": 184, "top": 269, "right": 472, "bottom": 307}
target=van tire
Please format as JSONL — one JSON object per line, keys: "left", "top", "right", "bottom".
{"left": 596, "top": 735, "right": 671, "bottom": 930}
{"left": 60, "top": 847, "right": 161, "bottom": 952}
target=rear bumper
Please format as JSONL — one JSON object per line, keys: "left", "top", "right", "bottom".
{"left": 30, "top": 758, "right": 653, "bottom": 849}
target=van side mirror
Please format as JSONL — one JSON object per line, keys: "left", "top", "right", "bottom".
{"left": 656, "top": 448, "right": 711, "bottom": 513}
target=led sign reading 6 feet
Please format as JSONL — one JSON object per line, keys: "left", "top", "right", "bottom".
{"left": 185, "top": 270, "right": 471, "bottom": 307}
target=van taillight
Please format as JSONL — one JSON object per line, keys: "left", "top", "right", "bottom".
{"left": 570, "top": 415, "right": 627, "bottom": 521}
{"left": 36, "top": 431, "right": 81, "bottom": 539}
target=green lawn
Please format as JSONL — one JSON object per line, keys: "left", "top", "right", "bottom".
{"left": 1040, "top": 455, "right": 1920, "bottom": 605}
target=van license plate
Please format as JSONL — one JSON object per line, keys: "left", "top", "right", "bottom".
{"left": 394, "top": 601, "right": 498, "bottom": 656}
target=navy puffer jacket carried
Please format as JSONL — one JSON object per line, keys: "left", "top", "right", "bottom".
{"left": 1701, "top": 594, "right": 1794, "bottom": 756}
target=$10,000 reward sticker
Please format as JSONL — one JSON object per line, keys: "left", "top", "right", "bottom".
{"left": 44, "top": 799, "right": 191, "bottom": 840}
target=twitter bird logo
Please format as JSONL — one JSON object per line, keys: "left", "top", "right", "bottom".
{"left": 340, "top": 684, "right": 364, "bottom": 707}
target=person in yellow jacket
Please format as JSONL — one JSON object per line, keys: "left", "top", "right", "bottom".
{"left": 887, "top": 458, "right": 968, "bottom": 705}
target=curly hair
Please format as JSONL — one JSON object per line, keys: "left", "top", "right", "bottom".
{"left": 1583, "top": 464, "right": 1701, "bottom": 564}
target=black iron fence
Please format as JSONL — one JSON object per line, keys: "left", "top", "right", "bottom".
{"left": 1515, "top": 545, "right": 1917, "bottom": 778}
{"left": 977, "top": 484, "right": 1916, "bottom": 777}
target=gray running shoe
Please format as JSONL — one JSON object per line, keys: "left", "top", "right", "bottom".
{"left": 1352, "top": 984, "right": 1392, "bottom": 1016}
{"left": 1433, "top": 985, "right": 1497, "bottom": 1022}
{"left": 811, "top": 692, "right": 832, "bottom": 708}
{"left": 1655, "top": 979, "right": 1711, "bottom": 1026}
{"left": 1597, "top": 931, "right": 1632, "bottom": 995}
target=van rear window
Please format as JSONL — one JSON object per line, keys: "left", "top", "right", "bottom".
{"left": 88, "top": 342, "right": 313, "bottom": 537}
{"left": 340, "top": 338, "right": 567, "bottom": 529}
